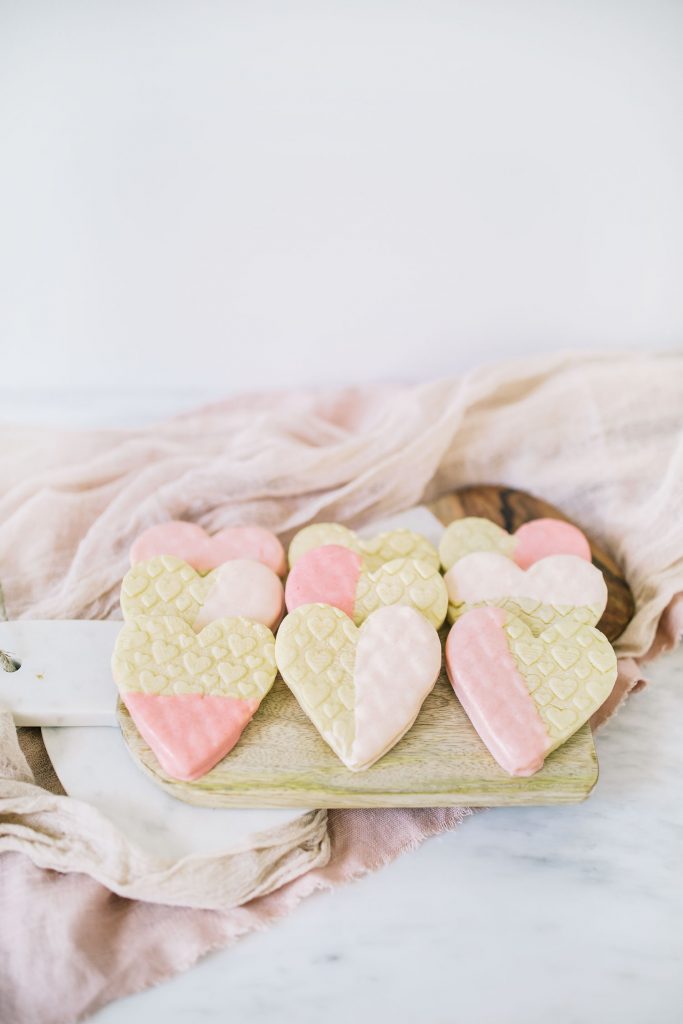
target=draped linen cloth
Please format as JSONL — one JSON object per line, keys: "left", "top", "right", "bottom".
{"left": 1, "top": 352, "right": 682, "bottom": 1023}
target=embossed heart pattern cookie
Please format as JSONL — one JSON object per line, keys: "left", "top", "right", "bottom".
{"left": 112, "top": 615, "right": 277, "bottom": 781}
{"left": 285, "top": 545, "right": 448, "bottom": 628}
{"left": 439, "top": 516, "right": 591, "bottom": 572}
{"left": 445, "top": 606, "right": 617, "bottom": 776}
{"left": 275, "top": 604, "right": 442, "bottom": 770}
{"left": 121, "top": 555, "right": 284, "bottom": 631}
{"left": 444, "top": 552, "right": 608, "bottom": 633}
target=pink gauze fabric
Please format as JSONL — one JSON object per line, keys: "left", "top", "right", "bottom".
{"left": 1, "top": 351, "right": 683, "bottom": 1024}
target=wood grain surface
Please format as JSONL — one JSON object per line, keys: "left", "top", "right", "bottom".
{"left": 119, "top": 485, "right": 634, "bottom": 808}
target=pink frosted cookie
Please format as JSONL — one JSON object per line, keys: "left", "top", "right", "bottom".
{"left": 121, "top": 555, "right": 284, "bottom": 632}
{"left": 112, "top": 615, "right": 277, "bottom": 781}
{"left": 131, "top": 521, "right": 286, "bottom": 576}
{"left": 445, "top": 606, "right": 616, "bottom": 776}
{"left": 285, "top": 545, "right": 448, "bottom": 628}
{"left": 439, "top": 516, "right": 591, "bottom": 572}
{"left": 444, "top": 552, "right": 607, "bottom": 633}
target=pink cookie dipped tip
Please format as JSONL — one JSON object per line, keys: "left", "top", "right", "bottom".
{"left": 122, "top": 691, "right": 259, "bottom": 781}
{"left": 514, "top": 518, "right": 591, "bottom": 571}
{"left": 445, "top": 606, "right": 551, "bottom": 776}
{"left": 285, "top": 544, "right": 363, "bottom": 619}
{"left": 195, "top": 559, "right": 284, "bottom": 631}
{"left": 130, "top": 521, "right": 286, "bottom": 576}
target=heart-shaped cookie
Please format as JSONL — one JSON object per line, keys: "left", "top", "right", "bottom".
{"left": 444, "top": 552, "right": 607, "bottom": 634}
{"left": 131, "top": 521, "right": 286, "bottom": 576}
{"left": 439, "top": 516, "right": 591, "bottom": 572}
{"left": 284, "top": 545, "right": 448, "bottom": 628}
{"left": 112, "top": 615, "right": 277, "bottom": 780}
{"left": 288, "top": 523, "right": 439, "bottom": 572}
{"left": 275, "top": 604, "right": 442, "bottom": 771}
{"left": 445, "top": 606, "right": 616, "bottom": 776}
{"left": 121, "top": 555, "right": 284, "bottom": 631}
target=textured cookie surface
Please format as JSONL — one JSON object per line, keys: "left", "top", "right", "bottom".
{"left": 131, "top": 521, "right": 286, "bottom": 576}
{"left": 439, "top": 516, "right": 591, "bottom": 572}
{"left": 113, "top": 615, "right": 276, "bottom": 698}
{"left": 121, "top": 555, "right": 284, "bottom": 631}
{"left": 440, "top": 518, "right": 515, "bottom": 570}
{"left": 445, "top": 606, "right": 616, "bottom": 776}
{"left": 444, "top": 552, "right": 607, "bottom": 634}
{"left": 284, "top": 545, "right": 448, "bottom": 627}
{"left": 112, "top": 615, "right": 276, "bottom": 780}
{"left": 354, "top": 558, "right": 448, "bottom": 627}
{"left": 275, "top": 604, "right": 441, "bottom": 771}
{"left": 288, "top": 523, "right": 439, "bottom": 572}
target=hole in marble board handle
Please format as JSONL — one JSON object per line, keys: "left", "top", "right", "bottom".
{"left": 0, "top": 650, "right": 21, "bottom": 672}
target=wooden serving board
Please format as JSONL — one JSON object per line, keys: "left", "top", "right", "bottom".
{"left": 119, "top": 486, "right": 634, "bottom": 808}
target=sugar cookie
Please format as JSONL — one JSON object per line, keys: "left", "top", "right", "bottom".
{"left": 445, "top": 606, "right": 616, "bottom": 776}
{"left": 275, "top": 604, "right": 441, "bottom": 771}
{"left": 121, "top": 555, "right": 284, "bottom": 631}
{"left": 285, "top": 546, "right": 448, "bottom": 628}
{"left": 444, "top": 552, "right": 607, "bottom": 634}
{"left": 131, "top": 521, "right": 286, "bottom": 576}
{"left": 112, "top": 615, "right": 277, "bottom": 781}
{"left": 288, "top": 523, "right": 439, "bottom": 572}
{"left": 439, "top": 516, "right": 591, "bottom": 572}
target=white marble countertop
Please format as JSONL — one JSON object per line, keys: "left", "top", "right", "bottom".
{"left": 88, "top": 649, "right": 683, "bottom": 1023}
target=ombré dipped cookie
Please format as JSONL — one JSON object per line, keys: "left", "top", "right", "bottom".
{"left": 439, "top": 516, "right": 591, "bottom": 572}
{"left": 285, "top": 545, "right": 448, "bottom": 628}
{"left": 121, "top": 555, "right": 284, "bottom": 631}
{"left": 131, "top": 521, "right": 286, "bottom": 576}
{"left": 445, "top": 606, "right": 616, "bottom": 776}
{"left": 275, "top": 604, "right": 442, "bottom": 771}
{"left": 112, "top": 615, "right": 277, "bottom": 781}
{"left": 288, "top": 523, "right": 439, "bottom": 572}
{"left": 444, "top": 552, "right": 607, "bottom": 635}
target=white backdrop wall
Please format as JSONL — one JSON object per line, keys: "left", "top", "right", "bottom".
{"left": 1, "top": 1, "right": 682, "bottom": 415}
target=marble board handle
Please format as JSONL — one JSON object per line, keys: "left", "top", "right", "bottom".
{"left": 0, "top": 620, "right": 120, "bottom": 726}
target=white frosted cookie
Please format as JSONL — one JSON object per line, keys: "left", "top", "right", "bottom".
{"left": 444, "top": 552, "right": 607, "bottom": 635}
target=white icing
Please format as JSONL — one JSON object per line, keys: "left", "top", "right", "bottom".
{"left": 445, "top": 553, "right": 607, "bottom": 614}
{"left": 350, "top": 606, "right": 441, "bottom": 769}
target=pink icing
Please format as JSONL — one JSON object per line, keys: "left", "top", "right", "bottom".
{"left": 122, "top": 691, "right": 259, "bottom": 781}
{"left": 514, "top": 518, "right": 591, "bottom": 571}
{"left": 445, "top": 606, "right": 551, "bottom": 776}
{"left": 130, "top": 521, "right": 286, "bottom": 576}
{"left": 284, "top": 544, "right": 362, "bottom": 619}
